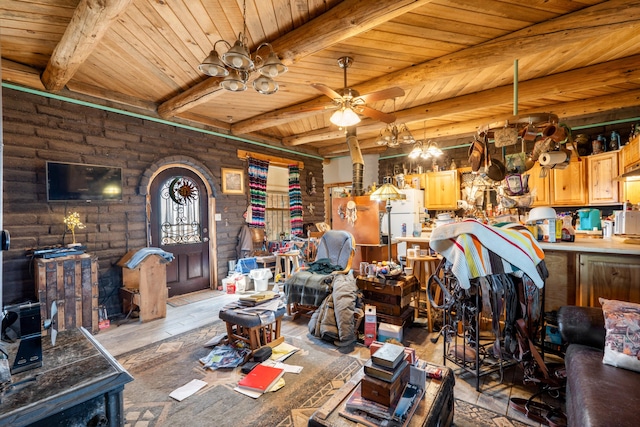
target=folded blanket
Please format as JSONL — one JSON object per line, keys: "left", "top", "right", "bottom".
{"left": 429, "top": 220, "right": 545, "bottom": 289}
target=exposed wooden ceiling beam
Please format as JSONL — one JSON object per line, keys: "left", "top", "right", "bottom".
{"left": 41, "top": 0, "right": 132, "bottom": 92}
{"left": 233, "top": 0, "right": 640, "bottom": 135}
{"left": 319, "top": 88, "right": 640, "bottom": 157}
{"left": 157, "top": 0, "right": 433, "bottom": 119}
{"left": 284, "top": 54, "right": 640, "bottom": 146}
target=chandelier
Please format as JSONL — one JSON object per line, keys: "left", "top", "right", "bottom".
{"left": 198, "top": 0, "right": 287, "bottom": 94}
{"left": 408, "top": 140, "right": 443, "bottom": 159}
{"left": 375, "top": 123, "right": 415, "bottom": 147}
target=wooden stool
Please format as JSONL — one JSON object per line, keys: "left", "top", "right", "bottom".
{"left": 407, "top": 255, "right": 442, "bottom": 332}
{"left": 275, "top": 251, "right": 300, "bottom": 279}
{"left": 218, "top": 303, "right": 286, "bottom": 352}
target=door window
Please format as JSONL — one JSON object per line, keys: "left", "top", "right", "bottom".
{"left": 159, "top": 175, "right": 202, "bottom": 245}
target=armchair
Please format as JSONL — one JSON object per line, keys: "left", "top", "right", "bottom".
{"left": 283, "top": 230, "right": 355, "bottom": 319}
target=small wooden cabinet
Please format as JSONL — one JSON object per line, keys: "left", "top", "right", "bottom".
{"left": 424, "top": 170, "right": 460, "bottom": 210}
{"left": 578, "top": 253, "right": 640, "bottom": 307}
{"left": 35, "top": 254, "right": 99, "bottom": 334}
{"left": 587, "top": 151, "right": 620, "bottom": 205}
{"left": 550, "top": 157, "right": 587, "bottom": 206}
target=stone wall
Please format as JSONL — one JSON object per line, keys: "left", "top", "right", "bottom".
{"left": 1, "top": 88, "right": 324, "bottom": 316}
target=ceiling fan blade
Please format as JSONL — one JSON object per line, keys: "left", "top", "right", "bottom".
{"left": 358, "top": 106, "right": 396, "bottom": 124}
{"left": 311, "top": 83, "right": 343, "bottom": 101}
{"left": 357, "top": 87, "right": 405, "bottom": 103}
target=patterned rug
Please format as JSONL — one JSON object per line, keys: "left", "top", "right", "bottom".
{"left": 116, "top": 322, "right": 531, "bottom": 427}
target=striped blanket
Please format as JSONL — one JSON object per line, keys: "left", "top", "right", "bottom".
{"left": 429, "top": 220, "right": 546, "bottom": 289}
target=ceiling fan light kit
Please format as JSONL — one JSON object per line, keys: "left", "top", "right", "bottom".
{"left": 330, "top": 106, "right": 361, "bottom": 127}
{"left": 198, "top": 0, "right": 287, "bottom": 95}
{"left": 311, "top": 56, "right": 405, "bottom": 128}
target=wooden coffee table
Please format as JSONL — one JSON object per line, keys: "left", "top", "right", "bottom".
{"left": 308, "top": 362, "right": 454, "bottom": 427}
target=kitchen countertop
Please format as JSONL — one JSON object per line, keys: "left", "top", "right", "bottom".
{"left": 395, "top": 233, "right": 640, "bottom": 256}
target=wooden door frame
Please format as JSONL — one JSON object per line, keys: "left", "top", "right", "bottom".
{"left": 145, "top": 163, "right": 218, "bottom": 290}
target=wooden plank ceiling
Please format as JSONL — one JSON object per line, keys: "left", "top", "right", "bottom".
{"left": 2, "top": 0, "right": 640, "bottom": 158}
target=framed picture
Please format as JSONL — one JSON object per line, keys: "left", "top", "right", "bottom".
{"left": 221, "top": 168, "right": 244, "bottom": 194}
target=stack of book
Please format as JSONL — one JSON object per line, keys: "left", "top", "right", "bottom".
{"left": 339, "top": 342, "right": 424, "bottom": 427}
{"left": 361, "top": 342, "right": 410, "bottom": 407}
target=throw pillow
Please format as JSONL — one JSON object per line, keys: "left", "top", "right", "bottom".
{"left": 599, "top": 298, "right": 640, "bottom": 373}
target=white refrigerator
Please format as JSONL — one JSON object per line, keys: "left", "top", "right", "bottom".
{"left": 381, "top": 188, "right": 424, "bottom": 258}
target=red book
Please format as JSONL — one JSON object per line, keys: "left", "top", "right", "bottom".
{"left": 237, "top": 363, "right": 285, "bottom": 393}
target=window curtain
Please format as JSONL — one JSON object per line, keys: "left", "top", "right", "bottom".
{"left": 289, "top": 165, "right": 303, "bottom": 236}
{"left": 248, "top": 157, "right": 269, "bottom": 228}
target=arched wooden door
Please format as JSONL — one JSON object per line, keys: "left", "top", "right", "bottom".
{"left": 150, "top": 168, "right": 210, "bottom": 297}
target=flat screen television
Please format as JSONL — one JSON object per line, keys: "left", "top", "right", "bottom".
{"left": 46, "top": 161, "right": 123, "bottom": 202}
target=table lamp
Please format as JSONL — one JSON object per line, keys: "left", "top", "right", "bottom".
{"left": 370, "top": 182, "right": 406, "bottom": 263}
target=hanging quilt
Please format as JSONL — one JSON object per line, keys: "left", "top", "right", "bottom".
{"left": 289, "top": 165, "right": 303, "bottom": 236}
{"left": 248, "top": 157, "right": 269, "bottom": 228}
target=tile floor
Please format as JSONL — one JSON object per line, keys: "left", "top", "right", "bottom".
{"left": 95, "top": 289, "right": 562, "bottom": 426}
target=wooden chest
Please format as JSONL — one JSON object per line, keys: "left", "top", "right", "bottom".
{"left": 35, "top": 254, "right": 99, "bottom": 334}
{"left": 361, "top": 362, "right": 410, "bottom": 407}
{"left": 357, "top": 275, "right": 417, "bottom": 324}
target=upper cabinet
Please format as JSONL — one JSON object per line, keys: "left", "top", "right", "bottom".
{"left": 621, "top": 134, "right": 640, "bottom": 170}
{"left": 424, "top": 170, "right": 460, "bottom": 210}
{"left": 550, "top": 156, "right": 587, "bottom": 206}
{"left": 527, "top": 163, "right": 551, "bottom": 207}
{"left": 587, "top": 151, "right": 620, "bottom": 205}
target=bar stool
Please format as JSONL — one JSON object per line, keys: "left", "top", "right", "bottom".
{"left": 407, "top": 254, "right": 442, "bottom": 332}
{"left": 275, "top": 251, "right": 301, "bottom": 279}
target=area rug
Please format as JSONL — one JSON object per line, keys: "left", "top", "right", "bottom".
{"left": 166, "top": 289, "right": 225, "bottom": 307}
{"left": 116, "top": 320, "right": 363, "bottom": 427}
{"left": 116, "top": 322, "right": 533, "bottom": 427}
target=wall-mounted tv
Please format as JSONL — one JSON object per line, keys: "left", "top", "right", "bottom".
{"left": 46, "top": 161, "right": 123, "bottom": 202}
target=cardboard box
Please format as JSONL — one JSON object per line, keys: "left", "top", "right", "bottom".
{"left": 378, "top": 322, "right": 403, "bottom": 343}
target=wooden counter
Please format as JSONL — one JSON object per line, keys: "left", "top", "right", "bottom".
{"left": 398, "top": 233, "right": 640, "bottom": 311}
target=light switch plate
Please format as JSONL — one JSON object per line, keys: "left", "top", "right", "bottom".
{"left": 215, "top": 213, "right": 222, "bottom": 221}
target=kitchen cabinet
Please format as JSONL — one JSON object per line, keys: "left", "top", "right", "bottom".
{"left": 550, "top": 156, "right": 587, "bottom": 206}
{"left": 620, "top": 135, "right": 640, "bottom": 204}
{"left": 621, "top": 134, "right": 640, "bottom": 170}
{"left": 578, "top": 253, "right": 640, "bottom": 307}
{"left": 527, "top": 163, "right": 551, "bottom": 207}
{"left": 424, "top": 170, "right": 459, "bottom": 210}
{"left": 543, "top": 250, "right": 577, "bottom": 312}
{"left": 587, "top": 151, "right": 620, "bottom": 205}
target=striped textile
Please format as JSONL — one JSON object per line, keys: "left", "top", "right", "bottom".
{"left": 429, "top": 219, "right": 545, "bottom": 289}
{"left": 248, "top": 157, "right": 268, "bottom": 228}
{"left": 288, "top": 165, "right": 303, "bottom": 236}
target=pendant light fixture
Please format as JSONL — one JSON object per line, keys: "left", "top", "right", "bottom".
{"left": 198, "top": 0, "right": 287, "bottom": 94}
{"left": 408, "top": 121, "right": 443, "bottom": 159}
{"left": 375, "top": 99, "right": 414, "bottom": 147}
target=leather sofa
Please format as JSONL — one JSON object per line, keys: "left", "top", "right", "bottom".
{"left": 557, "top": 306, "right": 638, "bottom": 427}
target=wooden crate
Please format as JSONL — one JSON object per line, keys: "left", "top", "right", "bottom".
{"left": 35, "top": 254, "right": 99, "bottom": 334}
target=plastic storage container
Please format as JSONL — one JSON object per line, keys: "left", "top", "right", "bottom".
{"left": 249, "top": 268, "right": 273, "bottom": 292}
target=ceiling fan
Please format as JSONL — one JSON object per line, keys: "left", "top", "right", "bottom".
{"left": 311, "top": 56, "right": 405, "bottom": 127}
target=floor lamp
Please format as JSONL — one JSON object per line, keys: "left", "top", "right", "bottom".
{"left": 370, "top": 183, "right": 406, "bottom": 263}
